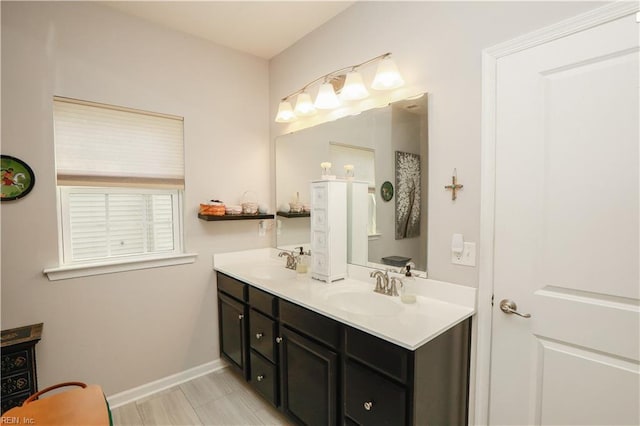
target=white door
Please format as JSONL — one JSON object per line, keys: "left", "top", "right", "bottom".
{"left": 489, "top": 11, "right": 639, "bottom": 426}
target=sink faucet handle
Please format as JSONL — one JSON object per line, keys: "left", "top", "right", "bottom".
{"left": 370, "top": 270, "right": 386, "bottom": 294}
{"left": 389, "top": 277, "right": 403, "bottom": 297}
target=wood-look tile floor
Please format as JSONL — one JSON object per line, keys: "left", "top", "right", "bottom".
{"left": 111, "top": 368, "right": 291, "bottom": 426}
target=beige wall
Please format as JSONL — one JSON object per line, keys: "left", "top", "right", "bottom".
{"left": 1, "top": 2, "right": 270, "bottom": 395}
{"left": 269, "top": 1, "right": 604, "bottom": 287}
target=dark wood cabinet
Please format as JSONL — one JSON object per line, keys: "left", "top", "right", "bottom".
{"left": 249, "top": 351, "right": 279, "bottom": 406}
{"left": 249, "top": 309, "right": 277, "bottom": 363}
{"left": 216, "top": 271, "right": 471, "bottom": 425}
{"left": 1, "top": 323, "right": 43, "bottom": 414}
{"left": 344, "top": 359, "right": 407, "bottom": 425}
{"left": 279, "top": 326, "right": 338, "bottom": 426}
{"left": 343, "top": 320, "right": 471, "bottom": 426}
{"left": 218, "top": 291, "right": 248, "bottom": 379}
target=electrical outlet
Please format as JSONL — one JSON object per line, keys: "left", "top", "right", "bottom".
{"left": 451, "top": 242, "right": 476, "bottom": 266}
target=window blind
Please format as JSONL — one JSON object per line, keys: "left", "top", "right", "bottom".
{"left": 53, "top": 97, "right": 184, "bottom": 188}
{"left": 64, "top": 189, "right": 177, "bottom": 262}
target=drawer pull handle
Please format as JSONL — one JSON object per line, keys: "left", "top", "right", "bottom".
{"left": 363, "top": 401, "right": 374, "bottom": 411}
{"left": 238, "top": 314, "right": 244, "bottom": 320}
{"left": 257, "top": 375, "right": 265, "bottom": 382}
{"left": 276, "top": 337, "right": 283, "bottom": 343}
{"left": 255, "top": 332, "right": 264, "bottom": 340}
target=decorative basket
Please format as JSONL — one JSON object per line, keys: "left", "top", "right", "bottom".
{"left": 225, "top": 205, "right": 242, "bottom": 215}
{"left": 199, "top": 201, "right": 225, "bottom": 216}
{"left": 241, "top": 191, "right": 258, "bottom": 215}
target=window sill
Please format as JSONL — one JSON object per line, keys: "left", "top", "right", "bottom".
{"left": 43, "top": 253, "right": 198, "bottom": 281}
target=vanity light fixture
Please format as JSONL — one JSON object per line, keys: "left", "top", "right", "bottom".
{"left": 315, "top": 82, "right": 341, "bottom": 109}
{"left": 341, "top": 71, "right": 369, "bottom": 101}
{"left": 294, "top": 92, "right": 316, "bottom": 117}
{"left": 275, "top": 100, "right": 296, "bottom": 123}
{"left": 274, "top": 52, "right": 404, "bottom": 123}
{"left": 371, "top": 55, "right": 405, "bottom": 90}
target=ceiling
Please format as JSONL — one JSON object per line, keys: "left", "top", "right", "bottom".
{"left": 104, "top": 1, "right": 355, "bottom": 60}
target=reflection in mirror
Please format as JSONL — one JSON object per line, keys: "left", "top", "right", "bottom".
{"left": 275, "top": 94, "right": 428, "bottom": 273}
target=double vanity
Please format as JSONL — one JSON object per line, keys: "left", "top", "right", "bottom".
{"left": 214, "top": 248, "right": 476, "bottom": 425}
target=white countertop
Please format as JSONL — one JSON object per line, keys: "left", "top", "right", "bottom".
{"left": 213, "top": 248, "right": 476, "bottom": 351}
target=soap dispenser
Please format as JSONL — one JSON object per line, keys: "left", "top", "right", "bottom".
{"left": 295, "top": 246, "right": 309, "bottom": 274}
{"left": 400, "top": 263, "right": 417, "bottom": 304}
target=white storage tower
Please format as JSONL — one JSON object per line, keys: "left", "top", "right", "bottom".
{"left": 310, "top": 180, "right": 347, "bottom": 282}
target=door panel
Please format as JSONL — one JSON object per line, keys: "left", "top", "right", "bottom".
{"left": 537, "top": 339, "right": 639, "bottom": 425}
{"left": 490, "top": 12, "right": 639, "bottom": 425}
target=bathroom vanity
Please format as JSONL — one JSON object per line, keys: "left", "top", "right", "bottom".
{"left": 214, "top": 249, "right": 475, "bottom": 425}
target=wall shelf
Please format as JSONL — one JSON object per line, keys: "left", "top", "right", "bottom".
{"left": 276, "top": 211, "right": 311, "bottom": 218}
{"left": 198, "top": 213, "right": 274, "bottom": 221}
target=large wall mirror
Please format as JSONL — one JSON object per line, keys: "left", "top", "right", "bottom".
{"left": 275, "top": 94, "right": 428, "bottom": 273}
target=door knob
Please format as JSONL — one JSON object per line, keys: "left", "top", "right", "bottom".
{"left": 255, "top": 332, "right": 264, "bottom": 339}
{"left": 499, "top": 299, "right": 531, "bottom": 318}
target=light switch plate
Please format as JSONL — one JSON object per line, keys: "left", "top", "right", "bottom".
{"left": 451, "top": 242, "right": 476, "bottom": 267}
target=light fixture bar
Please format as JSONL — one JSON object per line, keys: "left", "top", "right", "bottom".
{"left": 274, "top": 53, "right": 403, "bottom": 123}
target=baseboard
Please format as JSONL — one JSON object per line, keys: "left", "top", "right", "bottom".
{"left": 107, "top": 359, "right": 227, "bottom": 409}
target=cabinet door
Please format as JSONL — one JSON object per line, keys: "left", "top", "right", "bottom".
{"left": 218, "top": 292, "right": 248, "bottom": 379}
{"left": 279, "top": 326, "right": 338, "bottom": 426}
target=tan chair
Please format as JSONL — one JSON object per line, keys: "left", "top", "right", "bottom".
{"left": 1, "top": 382, "right": 111, "bottom": 425}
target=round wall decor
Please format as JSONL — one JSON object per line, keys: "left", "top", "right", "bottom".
{"left": 380, "top": 181, "right": 394, "bottom": 202}
{"left": 1, "top": 155, "right": 35, "bottom": 201}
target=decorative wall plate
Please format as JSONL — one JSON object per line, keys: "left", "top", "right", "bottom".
{"left": 1, "top": 155, "right": 35, "bottom": 201}
{"left": 380, "top": 181, "right": 394, "bottom": 202}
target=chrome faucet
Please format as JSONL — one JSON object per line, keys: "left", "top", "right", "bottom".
{"left": 278, "top": 251, "right": 297, "bottom": 270}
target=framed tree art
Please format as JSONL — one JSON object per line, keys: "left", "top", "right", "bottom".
{"left": 395, "top": 151, "right": 421, "bottom": 239}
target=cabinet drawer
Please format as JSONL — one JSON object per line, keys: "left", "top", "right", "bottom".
{"left": 1, "top": 349, "right": 32, "bottom": 375}
{"left": 217, "top": 273, "right": 247, "bottom": 302}
{"left": 1, "top": 390, "right": 30, "bottom": 414}
{"left": 1, "top": 370, "right": 33, "bottom": 396}
{"left": 250, "top": 310, "right": 277, "bottom": 363}
{"left": 280, "top": 300, "right": 340, "bottom": 349}
{"left": 345, "top": 359, "right": 407, "bottom": 426}
{"left": 345, "top": 326, "right": 409, "bottom": 383}
{"left": 249, "top": 351, "right": 278, "bottom": 407}
{"left": 249, "top": 286, "right": 278, "bottom": 317}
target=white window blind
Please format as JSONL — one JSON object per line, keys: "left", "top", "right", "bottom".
{"left": 52, "top": 97, "right": 186, "bottom": 269}
{"left": 62, "top": 188, "right": 179, "bottom": 263}
{"left": 53, "top": 97, "right": 184, "bottom": 188}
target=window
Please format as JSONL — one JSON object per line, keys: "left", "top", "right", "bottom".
{"left": 45, "top": 97, "right": 195, "bottom": 280}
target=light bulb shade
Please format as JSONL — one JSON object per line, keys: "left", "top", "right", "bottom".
{"left": 275, "top": 100, "right": 296, "bottom": 123}
{"left": 340, "top": 71, "right": 369, "bottom": 101}
{"left": 371, "top": 57, "right": 405, "bottom": 90}
{"left": 314, "top": 83, "right": 341, "bottom": 109}
{"left": 294, "top": 92, "right": 316, "bottom": 117}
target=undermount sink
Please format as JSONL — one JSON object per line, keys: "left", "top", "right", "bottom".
{"left": 324, "top": 291, "right": 403, "bottom": 316}
{"left": 247, "top": 264, "right": 296, "bottom": 281}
